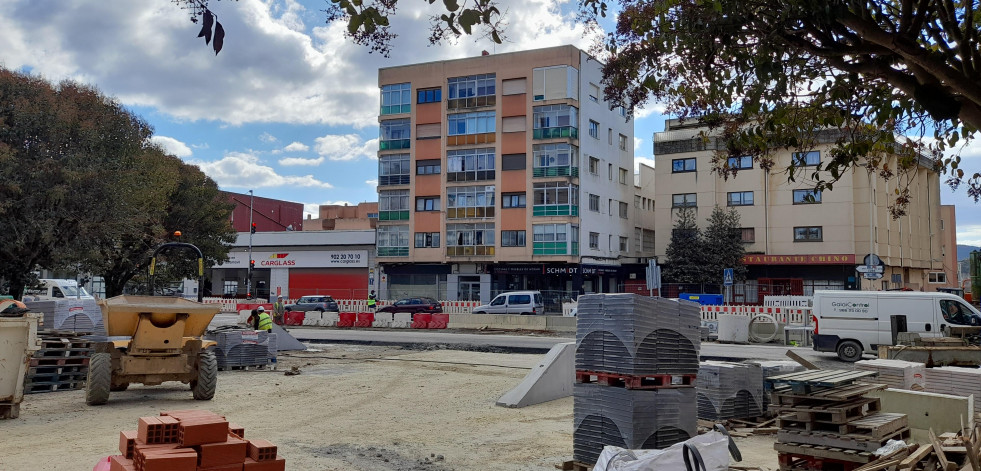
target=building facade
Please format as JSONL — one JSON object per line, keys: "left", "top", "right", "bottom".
{"left": 303, "top": 202, "right": 378, "bottom": 231}
{"left": 376, "top": 46, "right": 641, "bottom": 308}
{"left": 225, "top": 191, "right": 304, "bottom": 233}
{"left": 653, "top": 119, "right": 947, "bottom": 301}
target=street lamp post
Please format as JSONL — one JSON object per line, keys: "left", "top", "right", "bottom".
{"left": 247, "top": 190, "right": 254, "bottom": 299}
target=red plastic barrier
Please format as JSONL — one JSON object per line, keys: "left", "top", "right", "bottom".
{"left": 236, "top": 303, "right": 273, "bottom": 312}
{"left": 355, "top": 312, "right": 374, "bottom": 327}
{"left": 427, "top": 313, "right": 449, "bottom": 329}
{"left": 284, "top": 311, "right": 305, "bottom": 326}
{"left": 411, "top": 313, "right": 432, "bottom": 329}
{"left": 337, "top": 312, "right": 356, "bottom": 328}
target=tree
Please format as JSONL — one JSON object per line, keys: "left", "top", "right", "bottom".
{"left": 702, "top": 206, "right": 747, "bottom": 285}
{"left": 662, "top": 206, "right": 706, "bottom": 284}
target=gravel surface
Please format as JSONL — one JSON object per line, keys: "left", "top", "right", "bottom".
{"left": 2, "top": 344, "right": 779, "bottom": 470}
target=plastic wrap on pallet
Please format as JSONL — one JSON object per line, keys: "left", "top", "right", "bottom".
{"left": 696, "top": 361, "right": 765, "bottom": 420}
{"left": 855, "top": 359, "right": 926, "bottom": 391}
{"left": 206, "top": 330, "right": 276, "bottom": 369}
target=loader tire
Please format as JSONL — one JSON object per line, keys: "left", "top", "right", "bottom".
{"left": 192, "top": 351, "right": 218, "bottom": 400}
{"left": 86, "top": 353, "right": 112, "bottom": 406}
{"left": 110, "top": 383, "right": 129, "bottom": 392}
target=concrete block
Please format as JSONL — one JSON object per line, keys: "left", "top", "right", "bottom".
{"left": 391, "top": 313, "right": 411, "bottom": 328}
{"left": 301, "top": 312, "right": 320, "bottom": 326}
{"left": 372, "top": 312, "right": 393, "bottom": 328}
{"left": 237, "top": 310, "right": 251, "bottom": 325}
{"left": 544, "top": 316, "right": 576, "bottom": 333}
{"left": 496, "top": 341, "right": 575, "bottom": 408}
{"left": 320, "top": 312, "right": 339, "bottom": 327}
{"left": 866, "top": 388, "right": 973, "bottom": 436}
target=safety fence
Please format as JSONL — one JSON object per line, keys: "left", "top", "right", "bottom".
{"left": 220, "top": 298, "right": 483, "bottom": 315}
{"left": 699, "top": 305, "right": 813, "bottom": 326}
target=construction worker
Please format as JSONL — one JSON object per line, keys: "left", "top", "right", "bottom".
{"left": 248, "top": 306, "right": 274, "bottom": 332}
{"left": 272, "top": 295, "right": 286, "bottom": 325}
{"left": 367, "top": 290, "right": 377, "bottom": 312}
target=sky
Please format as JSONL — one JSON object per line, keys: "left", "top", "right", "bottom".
{"left": 1, "top": 0, "right": 979, "bottom": 245}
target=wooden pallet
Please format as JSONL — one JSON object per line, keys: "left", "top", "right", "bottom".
{"left": 0, "top": 402, "right": 21, "bottom": 420}
{"left": 556, "top": 460, "right": 591, "bottom": 471}
{"left": 771, "top": 382, "right": 887, "bottom": 406}
{"left": 775, "top": 442, "right": 876, "bottom": 464}
{"left": 773, "top": 397, "right": 882, "bottom": 424}
{"left": 777, "top": 412, "right": 908, "bottom": 439}
{"left": 575, "top": 371, "right": 696, "bottom": 389}
{"left": 777, "top": 428, "right": 911, "bottom": 453}
{"left": 766, "top": 370, "right": 879, "bottom": 394}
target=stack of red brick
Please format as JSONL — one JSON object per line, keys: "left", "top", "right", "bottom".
{"left": 109, "top": 410, "right": 285, "bottom": 471}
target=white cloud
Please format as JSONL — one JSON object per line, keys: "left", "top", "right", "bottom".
{"left": 634, "top": 102, "right": 667, "bottom": 119}
{"left": 278, "top": 156, "right": 325, "bottom": 166}
{"left": 283, "top": 141, "right": 309, "bottom": 152}
{"left": 191, "top": 151, "right": 333, "bottom": 189}
{"left": 635, "top": 157, "right": 656, "bottom": 172}
{"left": 957, "top": 225, "right": 981, "bottom": 247}
{"left": 365, "top": 179, "right": 378, "bottom": 187}
{"left": 314, "top": 134, "right": 378, "bottom": 161}
{"left": 259, "top": 132, "right": 278, "bottom": 143}
{"left": 634, "top": 137, "right": 644, "bottom": 154}
{"left": 150, "top": 135, "right": 192, "bottom": 157}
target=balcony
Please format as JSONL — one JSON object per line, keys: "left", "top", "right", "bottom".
{"left": 446, "top": 207, "right": 495, "bottom": 219}
{"left": 379, "top": 139, "right": 411, "bottom": 151}
{"left": 378, "top": 175, "right": 410, "bottom": 186}
{"left": 533, "top": 166, "right": 579, "bottom": 178}
{"left": 380, "top": 104, "right": 410, "bottom": 115}
{"left": 377, "top": 247, "right": 409, "bottom": 257}
{"left": 447, "top": 95, "right": 496, "bottom": 111}
{"left": 533, "top": 127, "right": 578, "bottom": 140}
{"left": 533, "top": 205, "right": 579, "bottom": 217}
{"left": 378, "top": 210, "right": 410, "bottom": 221}
{"left": 533, "top": 242, "right": 579, "bottom": 256}
{"left": 446, "top": 246, "right": 495, "bottom": 256}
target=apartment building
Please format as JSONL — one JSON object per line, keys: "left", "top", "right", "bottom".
{"left": 653, "top": 119, "right": 948, "bottom": 299}
{"left": 375, "top": 46, "right": 643, "bottom": 305}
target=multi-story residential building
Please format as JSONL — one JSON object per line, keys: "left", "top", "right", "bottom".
{"left": 302, "top": 202, "right": 379, "bottom": 231}
{"left": 939, "top": 204, "right": 959, "bottom": 290}
{"left": 375, "top": 46, "right": 638, "bottom": 306}
{"left": 653, "top": 119, "right": 948, "bottom": 301}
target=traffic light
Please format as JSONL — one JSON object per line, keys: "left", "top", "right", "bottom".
{"left": 250, "top": 223, "right": 257, "bottom": 234}
{"left": 249, "top": 260, "right": 255, "bottom": 270}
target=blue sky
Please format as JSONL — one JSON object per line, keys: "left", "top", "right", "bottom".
{"left": 1, "top": 0, "right": 979, "bottom": 244}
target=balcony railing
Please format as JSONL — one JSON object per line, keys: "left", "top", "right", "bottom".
{"left": 378, "top": 210, "right": 410, "bottom": 221}
{"left": 377, "top": 247, "right": 409, "bottom": 257}
{"left": 379, "top": 139, "right": 411, "bottom": 150}
{"left": 533, "top": 166, "right": 579, "bottom": 178}
{"left": 533, "top": 242, "right": 579, "bottom": 256}
{"left": 446, "top": 246, "right": 495, "bottom": 256}
{"left": 533, "top": 127, "right": 578, "bottom": 140}
{"left": 533, "top": 205, "right": 579, "bottom": 217}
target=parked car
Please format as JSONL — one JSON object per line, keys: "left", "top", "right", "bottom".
{"left": 472, "top": 291, "right": 544, "bottom": 315}
{"left": 285, "top": 295, "right": 339, "bottom": 313}
{"left": 376, "top": 297, "right": 443, "bottom": 314}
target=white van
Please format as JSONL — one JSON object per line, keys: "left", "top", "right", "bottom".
{"left": 23, "top": 279, "right": 94, "bottom": 301}
{"left": 472, "top": 291, "right": 545, "bottom": 315}
{"left": 812, "top": 290, "right": 981, "bottom": 362}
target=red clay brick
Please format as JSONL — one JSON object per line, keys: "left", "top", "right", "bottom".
{"left": 138, "top": 416, "right": 166, "bottom": 444}
{"left": 197, "top": 463, "right": 244, "bottom": 471}
{"left": 246, "top": 439, "right": 277, "bottom": 462}
{"left": 109, "top": 455, "right": 135, "bottom": 471}
{"left": 140, "top": 448, "right": 199, "bottom": 471}
{"left": 179, "top": 417, "right": 230, "bottom": 446}
{"left": 158, "top": 415, "right": 180, "bottom": 443}
{"left": 119, "top": 430, "right": 138, "bottom": 458}
{"left": 242, "top": 457, "right": 285, "bottom": 471}
{"left": 228, "top": 423, "right": 245, "bottom": 439}
{"left": 197, "top": 436, "right": 247, "bottom": 467}
{"left": 161, "top": 410, "right": 225, "bottom": 421}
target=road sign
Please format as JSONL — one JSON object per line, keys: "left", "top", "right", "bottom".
{"left": 723, "top": 268, "right": 734, "bottom": 286}
{"left": 856, "top": 265, "right": 885, "bottom": 273}
{"left": 862, "top": 272, "right": 884, "bottom": 280}
{"left": 863, "top": 254, "right": 882, "bottom": 266}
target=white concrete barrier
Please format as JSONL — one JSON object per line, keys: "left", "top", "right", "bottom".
{"left": 391, "top": 313, "right": 412, "bottom": 328}
{"left": 372, "top": 312, "right": 394, "bottom": 328}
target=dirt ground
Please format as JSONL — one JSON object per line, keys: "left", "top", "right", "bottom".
{"left": 1, "top": 344, "right": 779, "bottom": 470}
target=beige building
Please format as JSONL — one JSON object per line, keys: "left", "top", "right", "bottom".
{"left": 653, "top": 119, "right": 947, "bottom": 299}
{"left": 376, "top": 46, "right": 641, "bottom": 305}
{"left": 303, "top": 202, "right": 378, "bottom": 231}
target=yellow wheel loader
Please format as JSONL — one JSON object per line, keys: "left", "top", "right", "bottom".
{"left": 86, "top": 242, "right": 220, "bottom": 405}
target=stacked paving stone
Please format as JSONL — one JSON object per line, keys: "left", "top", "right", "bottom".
{"left": 109, "top": 409, "right": 284, "bottom": 471}
{"left": 207, "top": 330, "right": 277, "bottom": 370}
{"left": 746, "top": 360, "right": 806, "bottom": 411}
{"left": 697, "top": 361, "right": 765, "bottom": 420}
{"left": 573, "top": 294, "right": 700, "bottom": 466}
{"left": 924, "top": 367, "right": 981, "bottom": 415}
{"left": 855, "top": 359, "right": 927, "bottom": 391}
{"left": 25, "top": 298, "right": 105, "bottom": 334}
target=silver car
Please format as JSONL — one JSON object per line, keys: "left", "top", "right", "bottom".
{"left": 472, "top": 291, "right": 544, "bottom": 315}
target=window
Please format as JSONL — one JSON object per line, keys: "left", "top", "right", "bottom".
{"left": 223, "top": 280, "right": 238, "bottom": 296}
{"left": 417, "top": 87, "right": 442, "bottom": 104}
{"left": 672, "top": 193, "right": 697, "bottom": 208}
{"left": 588, "top": 194, "right": 600, "bottom": 212}
{"left": 589, "top": 232, "right": 599, "bottom": 249}
{"left": 501, "top": 230, "right": 526, "bottom": 247}
{"left": 929, "top": 272, "right": 948, "bottom": 283}
{"left": 634, "top": 196, "right": 641, "bottom": 208}
{"left": 502, "top": 193, "right": 526, "bottom": 208}
{"left": 794, "top": 226, "right": 823, "bottom": 241}
{"left": 501, "top": 153, "right": 526, "bottom": 171}
{"left": 377, "top": 225, "right": 409, "bottom": 256}
{"left": 533, "top": 105, "right": 579, "bottom": 139}
{"left": 416, "top": 196, "right": 440, "bottom": 211}
{"left": 616, "top": 105, "right": 627, "bottom": 117}
{"left": 377, "top": 154, "right": 410, "bottom": 186}
{"left": 533, "top": 182, "right": 579, "bottom": 216}
{"left": 588, "top": 83, "right": 599, "bottom": 102}
{"left": 672, "top": 158, "right": 696, "bottom": 173}
{"left": 446, "top": 147, "right": 495, "bottom": 182}
{"left": 446, "top": 223, "right": 495, "bottom": 256}
{"left": 793, "top": 150, "right": 821, "bottom": 166}
{"left": 447, "top": 73, "right": 496, "bottom": 109}
{"left": 618, "top": 201, "right": 628, "bottom": 218}
{"left": 366, "top": 212, "right": 379, "bottom": 219}
{"left": 379, "top": 119, "right": 410, "bottom": 150}
{"left": 533, "top": 143, "right": 578, "bottom": 177}
{"left": 446, "top": 185, "right": 496, "bottom": 219}
{"left": 379, "top": 190, "right": 410, "bottom": 220}
{"left": 416, "top": 159, "right": 441, "bottom": 175}
{"left": 727, "top": 191, "right": 754, "bottom": 206}
{"left": 618, "top": 134, "right": 627, "bottom": 151}
{"left": 728, "top": 155, "right": 752, "bottom": 169}
{"left": 380, "top": 83, "right": 411, "bottom": 114}
{"left": 448, "top": 111, "right": 496, "bottom": 136}
{"left": 608, "top": 163, "right": 613, "bottom": 180}
{"left": 532, "top": 66, "right": 578, "bottom": 101}
{"left": 619, "top": 236, "right": 628, "bottom": 251}
{"left": 618, "top": 167, "right": 628, "bottom": 184}
{"left": 740, "top": 228, "right": 755, "bottom": 243}
{"left": 589, "top": 157, "right": 600, "bottom": 175}
{"left": 793, "top": 189, "right": 822, "bottom": 204}
{"left": 414, "top": 232, "right": 440, "bottom": 248}
{"left": 588, "top": 120, "right": 599, "bottom": 139}
{"left": 533, "top": 223, "right": 579, "bottom": 255}
{"left": 608, "top": 128, "right": 613, "bottom": 145}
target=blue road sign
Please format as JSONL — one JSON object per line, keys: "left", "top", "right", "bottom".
{"left": 723, "top": 268, "right": 734, "bottom": 286}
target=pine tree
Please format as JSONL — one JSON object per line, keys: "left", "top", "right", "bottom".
{"left": 703, "top": 206, "right": 748, "bottom": 285}
{"left": 663, "top": 207, "right": 707, "bottom": 284}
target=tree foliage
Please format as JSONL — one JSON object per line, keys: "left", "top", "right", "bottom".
{"left": 0, "top": 68, "right": 235, "bottom": 299}
{"left": 662, "top": 207, "right": 706, "bottom": 284}
{"left": 702, "top": 205, "right": 747, "bottom": 284}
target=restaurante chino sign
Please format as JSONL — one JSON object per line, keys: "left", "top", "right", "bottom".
{"left": 741, "top": 254, "right": 856, "bottom": 265}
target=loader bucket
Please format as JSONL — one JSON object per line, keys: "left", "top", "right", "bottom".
{"left": 98, "top": 295, "right": 220, "bottom": 338}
